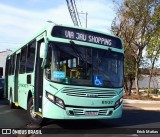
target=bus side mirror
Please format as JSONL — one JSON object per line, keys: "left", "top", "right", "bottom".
{"left": 40, "top": 42, "right": 48, "bottom": 69}
{"left": 40, "top": 42, "right": 47, "bottom": 59}
{"left": 0, "top": 67, "right": 3, "bottom": 77}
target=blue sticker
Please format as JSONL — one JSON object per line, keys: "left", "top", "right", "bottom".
{"left": 53, "top": 71, "right": 66, "bottom": 79}
{"left": 93, "top": 76, "right": 103, "bottom": 86}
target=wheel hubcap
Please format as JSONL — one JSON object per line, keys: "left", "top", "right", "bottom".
{"left": 30, "top": 105, "right": 37, "bottom": 118}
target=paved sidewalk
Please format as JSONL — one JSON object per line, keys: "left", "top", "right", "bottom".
{"left": 123, "top": 99, "right": 160, "bottom": 111}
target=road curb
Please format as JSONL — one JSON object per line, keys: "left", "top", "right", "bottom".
{"left": 123, "top": 105, "right": 160, "bottom": 111}
{"left": 123, "top": 99, "right": 160, "bottom": 111}
{"left": 123, "top": 99, "right": 160, "bottom": 104}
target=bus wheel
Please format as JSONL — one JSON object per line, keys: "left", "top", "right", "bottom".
{"left": 27, "top": 98, "right": 43, "bottom": 125}
{"left": 9, "top": 94, "right": 16, "bottom": 109}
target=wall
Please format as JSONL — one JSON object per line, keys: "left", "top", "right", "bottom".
{"left": 0, "top": 50, "right": 12, "bottom": 78}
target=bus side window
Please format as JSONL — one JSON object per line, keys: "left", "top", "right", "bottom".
{"left": 8, "top": 59, "right": 11, "bottom": 76}
{"left": 11, "top": 54, "right": 15, "bottom": 75}
{"left": 20, "top": 47, "right": 27, "bottom": 74}
{"left": 26, "top": 41, "right": 36, "bottom": 73}
{"left": 0, "top": 67, "right": 3, "bottom": 77}
{"left": 45, "top": 47, "right": 52, "bottom": 79}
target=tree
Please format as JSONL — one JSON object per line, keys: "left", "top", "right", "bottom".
{"left": 124, "top": 48, "right": 136, "bottom": 95}
{"left": 111, "top": 0, "right": 160, "bottom": 96}
{"left": 146, "top": 4, "right": 160, "bottom": 96}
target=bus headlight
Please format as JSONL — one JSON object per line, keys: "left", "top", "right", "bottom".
{"left": 55, "top": 97, "right": 65, "bottom": 109}
{"left": 47, "top": 92, "right": 55, "bottom": 101}
{"left": 46, "top": 91, "right": 65, "bottom": 109}
{"left": 114, "top": 97, "right": 123, "bottom": 110}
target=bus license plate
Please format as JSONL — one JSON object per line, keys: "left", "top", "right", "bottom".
{"left": 85, "top": 111, "right": 98, "bottom": 116}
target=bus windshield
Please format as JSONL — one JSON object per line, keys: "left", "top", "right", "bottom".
{"left": 45, "top": 42, "right": 123, "bottom": 88}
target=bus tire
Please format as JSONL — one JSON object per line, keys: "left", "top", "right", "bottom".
{"left": 9, "top": 94, "right": 16, "bottom": 109}
{"left": 27, "top": 98, "right": 43, "bottom": 125}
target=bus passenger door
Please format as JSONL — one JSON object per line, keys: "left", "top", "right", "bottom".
{"left": 5, "top": 58, "right": 9, "bottom": 99}
{"left": 14, "top": 53, "right": 20, "bottom": 102}
{"left": 34, "top": 41, "right": 43, "bottom": 113}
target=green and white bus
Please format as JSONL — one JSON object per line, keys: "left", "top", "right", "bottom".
{"left": 5, "top": 24, "right": 124, "bottom": 124}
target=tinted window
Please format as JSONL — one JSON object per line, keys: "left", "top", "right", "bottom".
{"left": 45, "top": 42, "right": 124, "bottom": 88}
{"left": 26, "top": 41, "right": 36, "bottom": 73}
{"left": 11, "top": 54, "right": 15, "bottom": 75}
{"left": 8, "top": 59, "right": 11, "bottom": 75}
{"left": 20, "top": 47, "right": 27, "bottom": 74}
{"left": 0, "top": 79, "right": 4, "bottom": 87}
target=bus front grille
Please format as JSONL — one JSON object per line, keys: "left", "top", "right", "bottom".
{"left": 67, "top": 108, "right": 113, "bottom": 116}
{"left": 61, "top": 87, "right": 117, "bottom": 98}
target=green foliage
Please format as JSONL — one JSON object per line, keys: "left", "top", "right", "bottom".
{"left": 145, "top": 88, "right": 160, "bottom": 95}
{"left": 111, "top": 0, "right": 160, "bottom": 95}
{"left": 146, "top": 34, "right": 160, "bottom": 62}
{"left": 124, "top": 49, "right": 135, "bottom": 80}
{"left": 146, "top": 3, "right": 160, "bottom": 62}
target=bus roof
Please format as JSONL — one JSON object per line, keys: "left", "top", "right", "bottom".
{"left": 8, "top": 24, "right": 122, "bottom": 56}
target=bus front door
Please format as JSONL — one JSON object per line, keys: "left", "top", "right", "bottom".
{"left": 14, "top": 53, "right": 20, "bottom": 103}
{"left": 34, "top": 42, "right": 43, "bottom": 114}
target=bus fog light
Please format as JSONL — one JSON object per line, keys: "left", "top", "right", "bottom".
{"left": 108, "top": 111, "right": 113, "bottom": 115}
{"left": 69, "top": 110, "right": 74, "bottom": 115}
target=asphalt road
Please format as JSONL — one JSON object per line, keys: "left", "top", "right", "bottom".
{"left": 0, "top": 99, "right": 28, "bottom": 128}
{"left": 0, "top": 98, "right": 160, "bottom": 137}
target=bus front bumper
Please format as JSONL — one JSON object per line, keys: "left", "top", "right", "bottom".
{"left": 43, "top": 99, "right": 123, "bottom": 119}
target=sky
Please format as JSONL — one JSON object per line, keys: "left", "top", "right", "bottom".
{"left": 0, "top": 0, "right": 116, "bottom": 51}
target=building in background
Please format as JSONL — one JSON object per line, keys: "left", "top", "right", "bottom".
{"left": 0, "top": 49, "right": 12, "bottom": 78}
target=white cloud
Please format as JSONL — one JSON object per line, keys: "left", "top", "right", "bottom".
{"left": 0, "top": 3, "right": 72, "bottom": 50}
{"left": 0, "top": 0, "right": 115, "bottom": 51}
{"left": 0, "top": 3, "right": 72, "bottom": 37}
{"left": 77, "top": 0, "right": 115, "bottom": 31}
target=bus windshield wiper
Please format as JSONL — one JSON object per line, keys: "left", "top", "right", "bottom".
{"left": 70, "top": 41, "right": 85, "bottom": 62}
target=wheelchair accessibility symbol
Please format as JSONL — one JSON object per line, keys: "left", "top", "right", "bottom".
{"left": 93, "top": 76, "right": 103, "bottom": 86}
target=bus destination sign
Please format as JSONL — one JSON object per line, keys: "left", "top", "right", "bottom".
{"left": 51, "top": 26, "right": 122, "bottom": 49}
